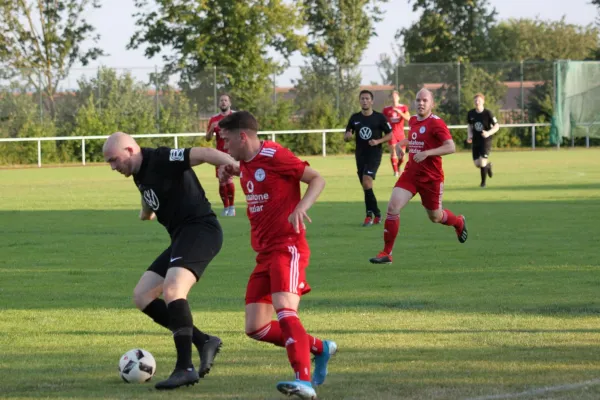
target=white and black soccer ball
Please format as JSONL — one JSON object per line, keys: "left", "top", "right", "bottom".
{"left": 118, "top": 348, "right": 156, "bottom": 383}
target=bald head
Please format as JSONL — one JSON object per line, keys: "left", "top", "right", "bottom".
{"left": 415, "top": 89, "right": 435, "bottom": 118}
{"left": 103, "top": 132, "right": 139, "bottom": 153}
{"left": 416, "top": 88, "right": 434, "bottom": 102}
{"left": 103, "top": 132, "right": 141, "bottom": 178}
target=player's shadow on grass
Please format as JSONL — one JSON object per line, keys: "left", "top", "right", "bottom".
{"left": 1, "top": 344, "right": 600, "bottom": 399}
{"left": 454, "top": 182, "right": 600, "bottom": 191}
{"left": 1, "top": 198, "right": 599, "bottom": 316}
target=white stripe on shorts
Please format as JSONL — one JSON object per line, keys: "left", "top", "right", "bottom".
{"left": 287, "top": 245, "right": 299, "bottom": 294}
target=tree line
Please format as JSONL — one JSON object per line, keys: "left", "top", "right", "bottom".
{"left": 1, "top": 0, "right": 599, "bottom": 164}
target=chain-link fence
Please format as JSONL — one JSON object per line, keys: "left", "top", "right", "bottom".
{"left": 1, "top": 61, "right": 596, "bottom": 164}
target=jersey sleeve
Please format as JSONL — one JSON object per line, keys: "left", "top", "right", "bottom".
{"left": 434, "top": 119, "right": 453, "bottom": 142}
{"left": 345, "top": 115, "right": 355, "bottom": 133}
{"left": 381, "top": 114, "right": 392, "bottom": 134}
{"left": 154, "top": 147, "right": 192, "bottom": 176}
{"left": 270, "top": 147, "right": 309, "bottom": 180}
{"left": 382, "top": 107, "right": 390, "bottom": 121}
{"left": 488, "top": 110, "right": 498, "bottom": 126}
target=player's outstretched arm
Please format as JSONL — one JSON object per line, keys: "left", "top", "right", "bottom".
{"left": 288, "top": 167, "right": 326, "bottom": 233}
{"left": 467, "top": 125, "right": 473, "bottom": 143}
{"left": 189, "top": 147, "right": 238, "bottom": 168}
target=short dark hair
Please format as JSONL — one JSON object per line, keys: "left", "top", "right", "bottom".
{"left": 218, "top": 111, "right": 258, "bottom": 132}
{"left": 359, "top": 90, "right": 374, "bottom": 100}
{"left": 219, "top": 93, "right": 231, "bottom": 101}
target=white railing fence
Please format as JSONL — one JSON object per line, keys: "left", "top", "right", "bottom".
{"left": 1, "top": 123, "right": 593, "bottom": 168}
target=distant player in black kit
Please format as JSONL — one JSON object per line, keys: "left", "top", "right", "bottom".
{"left": 345, "top": 90, "right": 393, "bottom": 226}
{"left": 102, "top": 132, "right": 238, "bottom": 390}
{"left": 467, "top": 93, "right": 500, "bottom": 187}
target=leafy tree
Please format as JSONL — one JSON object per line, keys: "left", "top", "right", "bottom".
{"left": 292, "top": 0, "right": 387, "bottom": 154}
{"left": 129, "top": 0, "right": 305, "bottom": 112}
{"left": 437, "top": 63, "right": 506, "bottom": 145}
{"left": 398, "top": 0, "right": 497, "bottom": 63}
{"left": 0, "top": 0, "right": 105, "bottom": 118}
{"left": 0, "top": 83, "right": 59, "bottom": 164}
{"left": 489, "top": 18, "right": 599, "bottom": 62}
{"left": 72, "top": 68, "right": 197, "bottom": 161}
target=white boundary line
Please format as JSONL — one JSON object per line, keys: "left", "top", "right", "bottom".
{"left": 465, "top": 379, "right": 600, "bottom": 400}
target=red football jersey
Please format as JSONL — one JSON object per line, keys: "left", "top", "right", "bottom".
{"left": 239, "top": 141, "right": 309, "bottom": 253}
{"left": 403, "top": 114, "right": 453, "bottom": 182}
{"left": 208, "top": 111, "right": 233, "bottom": 152}
{"left": 382, "top": 105, "right": 409, "bottom": 140}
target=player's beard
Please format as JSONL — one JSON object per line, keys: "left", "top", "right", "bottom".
{"left": 220, "top": 106, "right": 230, "bottom": 113}
{"left": 417, "top": 106, "right": 430, "bottom": 118}
{"left": 121, "top": 158, "right": 133, "bottom": 177}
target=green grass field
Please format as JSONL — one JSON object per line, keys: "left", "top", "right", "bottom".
{"left": 1, "top": 149, "right": 600, "bottom": 400}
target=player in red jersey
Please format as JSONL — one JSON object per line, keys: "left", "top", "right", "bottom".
{"left": 382, "top": 90, "right": 411, "bottom": 177}
{"left": 206, "top": 94, "right": 236, "bottom": 217}
{"left": 370, "top": 89, "right": 468, "bottom": 265}
{"left": 218, "top": 111, "right": 337, "bottom": 400}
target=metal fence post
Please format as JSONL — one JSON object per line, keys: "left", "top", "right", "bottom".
{"left": 98, "top": 66, "right": 102, "bottom": 114}
{"left": 155, "top": 65, "right": 160, "bottom": 132}
{"left": 38, "top": 71, "right": 43, "bottom": 122}
{"left": 271, "top": 133, "right": 276, "bottom": 142}
{"left": 322, "top": 132, "right": 326, "bottom": 157}
{"left": 532, "top": 125, "right": 536, "bottom": 150}
{"left": 520, "top": 61, "right": 525, "bottom": 122}
{"left": 586, "top": 126, "right": 590, "bottom": 148}
{"left": 273, "top": 72, "right": 277, "bottom": 103}
{"left": 82, "top": 139, "right": 86, "bottom": 165}
{"left": 336, "top": 65, "right": 340, "bottom": 116}
{"left": 456, "top": 62, "right": 461, "bottom": 119}
{"left": 37, "top": 140, "right": 42, "bottom": 168}
{"left": 174, "top": 135, "right": 178, "bottom": 149}
{"left": 213, "top": 66, "right": 218, "bottom": 113}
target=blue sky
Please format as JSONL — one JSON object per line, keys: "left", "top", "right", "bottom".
{"left": 70, "top": 0, "right": 598, "bottom": 87}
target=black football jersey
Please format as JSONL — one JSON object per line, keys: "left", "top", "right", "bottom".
{"left": 467, "top": 109, "right": 498, "bottom": 143}
{"left": 346, "top": 111, "right": 392, "bottom": 156}
{"left": 133, "top": 147, "right": 214, "bottom": 235}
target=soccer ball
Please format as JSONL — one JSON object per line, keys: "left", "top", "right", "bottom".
{"left": 118, "top": 348, "right": 156, "bottom": 383}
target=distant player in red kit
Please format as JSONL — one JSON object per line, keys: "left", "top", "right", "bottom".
{"left": 206, "top": 94, "right": 236, "bottom": 217}
{"left": 370, "top": 89, "right": 468, "bottom": 265}
{"left": 218, "top": 111, "right": 337, "bottom": 400}
{"left": 382, "top": 90, "right": 411, "bottom": 177}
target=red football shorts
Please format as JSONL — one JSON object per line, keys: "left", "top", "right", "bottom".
{"left": 395, "top": 173, "right": 444, "bottom": 211}
{"left": 245, "top": 243, "right": 312, "bottom": 305}
{"left": 389, "top": 131, "right": 405, "bottom": 146}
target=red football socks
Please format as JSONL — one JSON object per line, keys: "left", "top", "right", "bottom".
{"left": 441, "top": 209, "right": 462, "bottom": 229}
{"left": 226, "top": 182, "right": 235, "bottom": 206}
{"left": 383, "top": 213, "right": 400, "bottom": 254}
{"left": 218, "top": 184, "right": 229, "bottom": 208}
{"left": 276, "top": 308, "right": 311, "bottom": 381}
{"left": 247, "top": 321, "right": 324, "bottom": 355}
{"left": 391, "top": 157, "right": 399, "bottom": 174}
